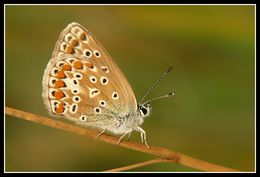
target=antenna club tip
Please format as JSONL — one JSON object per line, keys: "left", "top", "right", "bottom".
{"left": 168, "top": 92, "right": 175, "bottom": 96}
{"left": 166, "top": 65, "right": 173, "bottom": 73}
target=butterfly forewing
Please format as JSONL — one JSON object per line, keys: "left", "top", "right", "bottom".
{"left": 42, "top": 22, "right": 137, "bottom": 127}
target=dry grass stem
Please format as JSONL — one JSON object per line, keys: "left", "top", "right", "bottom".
{"left": 104, "top": 158, "right": 173, "bottom": 172}
{"left": 5, "top": 106, "right": 239, "bottom": 172}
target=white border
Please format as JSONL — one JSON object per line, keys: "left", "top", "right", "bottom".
{"left": 4, "top": 4, "right": 256, "bottom": 173}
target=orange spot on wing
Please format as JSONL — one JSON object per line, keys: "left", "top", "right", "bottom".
{"left": 55, "top": 102, "right": 66, "bottom": 114}
{"left": 56, "top": 71, "right": 66, "bottom": 79}
{"left": 66, "top": 45, "right": 75, "bottom": 54}
{"left": 71, "top": 39, "right": 79, "bottom": 46}
{"left": 62, "top": 64, "right": 72, "bottom": 71}
{"left": 79, "top": 33, "right": 86, "bottom": 40}
{"left": 86, "top": 62, "right": 94, "bottom": 69}
{"left": 55, "top": 80, "right": 65, "bottom": 88}
{"left": 54, "top": 90, "right": 65, "bottom": 99}
{"left": 73, "top": 61, "right": 83, "bottom": 69}
{"left": 55, "top": 105, "right": 65, "bottom": 114}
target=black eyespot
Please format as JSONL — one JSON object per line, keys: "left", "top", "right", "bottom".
{"left": 92, "top": 90, "right": 99, "bottom": 94}
{"left": 62, "top": 44, "right": 67, "bottom": 50}
{"left": 101, "top": 101, "right": 105, "bottom": 105}
{"left": 141, "top": 107, "right": 147, "bottom": 115}
{"left": 58, "top": 63, "right": 64, "bottom": 67}
{"left": 69, "top": 59, "right": 75, "bottom": 63}
{"left": 101, "top": 67, "right": 108, "bottom": 73}
{"left": 81, "top": 115, "right": 86, "bottom": 121}
{"left": 76, "top": 74, "right": 81, "bottom": 78}
{"left": 73, "top": 80, "right": 78, "bottom": 85}
{"left": 94, "top": 51, "right": 100, "bottom": 57}
{"left": 112, "top": 92, "right": 119, "bottom": 99}
{"left": 73, "top": 90, "right": 78, "bottom": 93}
{"left": 85, "top": 51, "right": 91, "bottom": 57}
{"left": 102, "top": 78, "right": 107, "bottom": 83}
{"left": 54, "top": 69, "right": 58, "bottom": 74}
{"left": 72, "top": 105, "right": 77, "bottom": 112}
{"left": 94, "top": 107, "right": 101, "bottom": 114}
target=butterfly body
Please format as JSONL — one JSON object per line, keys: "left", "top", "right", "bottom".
{"left": 42, "top": 22, "right": 156, "bottom": 147}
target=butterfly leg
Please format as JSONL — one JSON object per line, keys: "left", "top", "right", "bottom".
{"left": 95, "top": 129, "right": 106, "bottom": 140}
{"left": 117, "top": 129, "right": 132, "bottom": 145}
{"left": 127, "top": 132, "right": 132, "bottom": 141}
{"left": 137, "top": 127, "right": 150, "bottom": 149}
{"left": 117, "top": 133, "right": 128, "bottom": 145}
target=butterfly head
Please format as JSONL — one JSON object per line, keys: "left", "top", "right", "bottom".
{"left": 138, "top": 103, "right": 152, "bottom": 118}
{"left": 137, "top": 66, "right": 175, "bottom": 120}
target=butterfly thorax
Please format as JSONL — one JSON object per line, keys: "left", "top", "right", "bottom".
{"left": 105, "top": 103, "right": 151, "bottom": 135}
{"left": 103, "top": 110, "right": 143, "bottom": 135}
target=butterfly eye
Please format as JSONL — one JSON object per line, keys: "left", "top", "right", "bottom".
{"left": 93, "top": 50, "right": 101, "bottom": 58}
{"left": 141, "top": 107, "right": 148, "bottom": 115}
{"left": 112, "top": 92, "right": 119, "bottom": 100}
{"left": 84, "top": 49, "right": 92, "bottom": 58}
{"left": 100, "top": 77, "right": 109, "bottom": 85}
{"left": 79, "top": 115, "right": 87, "bottom": 122}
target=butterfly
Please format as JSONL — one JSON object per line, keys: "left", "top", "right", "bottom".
{"left": 42, "top": 22, "right": 174, "bottom": 148}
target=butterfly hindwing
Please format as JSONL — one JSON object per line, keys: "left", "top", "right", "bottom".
{"left": 42, "top": 22, "right": 137, "bottom": 128}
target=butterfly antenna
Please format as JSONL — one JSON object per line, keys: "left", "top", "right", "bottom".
{"left": 140, "top": 65, "right": 173, "bottom": 103}
{"left": 142, "top": 92, "right": 175, "bottom": 105}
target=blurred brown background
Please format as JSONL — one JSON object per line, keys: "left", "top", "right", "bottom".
{"left": 5, "top": 5, "right": 255, "bottom": 172}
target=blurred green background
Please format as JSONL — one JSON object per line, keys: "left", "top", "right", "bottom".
{"left": 5, "top": 5, "right": 255, "bottom": 172}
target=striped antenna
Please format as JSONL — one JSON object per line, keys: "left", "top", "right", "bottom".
{"left": 140, "top": 65, "right": 173, "bottom": 104}
{"left": 141, "top": 92, "right": 175, "bottom": 105}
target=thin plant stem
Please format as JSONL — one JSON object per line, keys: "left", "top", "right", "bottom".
{"left": 5, "top": 106, "right": 239, "bottom": 172}
{"left": 104, "top": 158, "right": 173, "bottom": 172}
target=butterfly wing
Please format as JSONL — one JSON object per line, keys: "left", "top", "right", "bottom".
{"left": 42, "top": 22, "right": 137, "bottom": 129}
